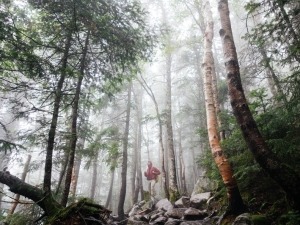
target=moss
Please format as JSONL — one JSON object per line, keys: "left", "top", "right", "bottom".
{"left": 143, "top": 190, "right": 150, "bottom": 202}
{"left": 169, "top": 189, "right": 180, "bottom": 203}
{"left": 251, "top": 215, "right": 270, "bottom": 225}
{"left": 46, "top": 198, "right": 111, "bottom": 225}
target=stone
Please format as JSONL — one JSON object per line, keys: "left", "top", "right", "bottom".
{"left": 175, "top": 196, "right": 191, "bottom": 208}
{"left": 155, "top": 198, "right": 174, "bottom": 211}
{"left": 190, "top": 192, "right": 211, "bottom": 210}
{"left": 166, "top": 208, "right": 187, "bottom": 219}
{"left": 183, "top": 207, "right": 208, "bottom": 220}
{"left": 149, "top": 216, "right": 168, "bottom": 224}
{"left": 192, "top": 174, "right": 216, "bottom": 195}
{"left": 127, "top": 218, "right": 149, "bottom": 225}
{"left": 165, "top": 218, "right": 183, "bottom": 225}
{"left": 202, "top": 216, "right": 220, "bottom": 225}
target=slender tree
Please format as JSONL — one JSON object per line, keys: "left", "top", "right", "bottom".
{"left": 118, "top": 82, "right": 132, "bottom": 221}
{"left": 61, "top": 30, "right": 90, "bottom": 206}
{"left": 138, "top": 76, "right": 169, "bottom": 199}
{"left": 9, "top": 155, "right": 32, "bottom": 215}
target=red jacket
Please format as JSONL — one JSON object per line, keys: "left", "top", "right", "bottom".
{"left": 144, "top": 161, "right": 161, "bottom": 180}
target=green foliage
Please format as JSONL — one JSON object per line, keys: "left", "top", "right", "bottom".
{"left": 279, "top": 211, "right": 300, "bottom": 225}
{"left": 5, "top": 212, "right": 32, "bottom": 225}
{"left": 3, "top": 204, "right": 43, "bottom": 225}
{"left": 0, "top": 139, "right": 25, "bottom": 154}
{"left": 83, "top": 126, "right": 121, "bottom": 170}
{"left": 196, "top": 147, "right": 223, "bottom": 190}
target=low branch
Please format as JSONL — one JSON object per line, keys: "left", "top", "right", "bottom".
{"left": 0, "top": 171, "right": 62, "bottom": 215}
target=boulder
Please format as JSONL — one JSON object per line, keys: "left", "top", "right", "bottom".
{"left": 127, "top": 218, "right": 149, "bottom": 225}
{"left": 192, "top": 174, "right": 216, "bottom": 195}
{"left": 166, "top": 208, "right": 187, "bottom": 219}
{"left": 175, "top": 196, "right": 190, "bottom": 208}
{"left": 165, "top": 218, "right": 183, "bottom": 225}
{"left": 155, "top": 198, "right": 174, "bottom": 211}
{"left": 183, "top": 207, "right": 209, "bottom": 220}
{"left": 149, "top": 215, "right": 168, "bottom": 224}
{"left": 190, "top": 192, "right": 211, "bottom": 210}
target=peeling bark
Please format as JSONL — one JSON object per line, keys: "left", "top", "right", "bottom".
{"left": 202, "top": 2, "right": 245, "bottom": 213}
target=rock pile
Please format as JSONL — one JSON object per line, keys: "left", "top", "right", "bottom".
{"left": 108, "top": 192, "right": 255, "bottom": 225}
{"left": 116, "top": 192, "right": 221, "bottom": 224}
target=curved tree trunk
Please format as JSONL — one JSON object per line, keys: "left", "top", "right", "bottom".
{"left": 218, "top": 0, "right": 300, "bottom": 210}
{"left": 202, "top": 2, "right": 245, "bottom": 213}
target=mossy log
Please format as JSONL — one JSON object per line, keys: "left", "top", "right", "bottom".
{"left": 0, "top": 171, "right": 111, "bottom": 224}
{"left": 47, "top": 199, "right": 111, "bottom": 225}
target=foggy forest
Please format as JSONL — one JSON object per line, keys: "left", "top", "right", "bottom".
{"left": 0, "top": 0, "right": 299, "bottom": 224}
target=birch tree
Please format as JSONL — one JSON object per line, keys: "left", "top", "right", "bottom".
{"left": 201, "top": 2, "right": 245, "bottom": 214}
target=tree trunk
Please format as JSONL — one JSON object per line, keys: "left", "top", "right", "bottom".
{"left": 55, "top": 148, "right": 69, "bottom": 195}
{"left": 178, "top": 128, "right": 187, "bottom": 195}
{"left": 0, "top": 171, "right": 111, "bottom": 224}
{"left": 138, "top": 76, "right": 169, "bottom": 199}
{"left": 0, "top": 171, "right": 62, "bottom": 216}
{"left": 202, "top": 2, "right": 245, "bottom": 213}
{"left": 218, "top": 0, "right": 300, "bottom": 210}
{"left": 105, "top": 169, "right": 115, "bottom": 209}
{"left": 133, "top": 85, "right": 144, "bottom": 203}
{"left": 117, "top": 82, "right": 132, "bottom": 221}
{"left": 9, "top": 155, "right": 32, "bottom": 215}
{"left": 0, "top": 152, "right": 10, "bottom": 209}
{"left": 61, "top": 30, "right": 90, "bottom": 207}
{"left": 131, "top": 126, "right": 137, "bottom": 204}
{"left": 165, "top": 53, "right": 179, "bottom": 202}
{"left": 90, "top": 150, "right": 99, "bottom": 200}
{"left": 44, "top": 31, "right": 72, "bottom": 193}
{"left": 70, "top": 95, "right": 91, "bottom": 200}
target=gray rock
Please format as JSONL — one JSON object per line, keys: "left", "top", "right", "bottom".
{"left": 155, "top": 198, "right": 174, "bottom": 211}
{"left": 201, "top": 216, "right": 220, "bottom": 225}
{"left": 192, "top": 174, "right": 217, "bottom": 195}
{"left": 150, "top": 211, "right": 165, "bottom": 221}
{"left": 183, "top": 207, "right": 208, "bottom": 220}
{"left": 165, "top": 218, "right": 184, "bottom": 225}
{"left": 175, "top": 196, "right": 191, "bottom": 208}
{"left": 166, "top": 208, "right": 187, "bottom": 219}
{"left": 149, "top": 216, "right": 168, "bottom": 224}
{"left": 190, "top": 192, "right": 211, "bottom": 210}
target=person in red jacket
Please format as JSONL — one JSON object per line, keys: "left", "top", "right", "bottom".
{"left": 144, "top": 161, "right": 161, "bottom": 197}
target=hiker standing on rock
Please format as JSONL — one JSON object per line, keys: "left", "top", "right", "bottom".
{"left": 144, "top": 161, "right": 161, "bottom": 197}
